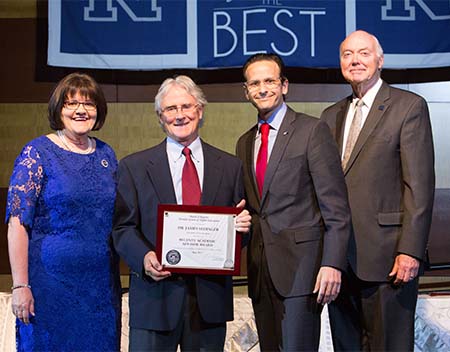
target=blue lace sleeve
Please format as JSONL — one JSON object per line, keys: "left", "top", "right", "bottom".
{"left": 5, "top": 144, "right": 44, "bottom": 228}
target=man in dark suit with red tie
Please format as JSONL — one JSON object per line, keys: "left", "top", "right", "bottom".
{"left": 112, "top": 75, "right": 251, "bottom": 351}
{"left": 236, "top": 53, "right": 352, "bottom": 351}
{"left": 321, "top": 30, "right": 435, "bottom": 351}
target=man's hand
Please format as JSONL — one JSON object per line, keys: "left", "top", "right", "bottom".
{"left": 235, "top": 199, "right": 251, "bottom": 233}
{"left": 388, "top": 254, "right": 419, "bottom": 285}
{"left": 143, "top": 251, "right": 171, "bottom": 281}
{"left": 313, "top": 266, "right": 342, "bottom": 304}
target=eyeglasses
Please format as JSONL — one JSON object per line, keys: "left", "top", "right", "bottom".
{"left": 64, "top": 101, "right": 97, "bottom": 111}
{"left": 244, "top": 77, "right": 282, "bottom": 92}
{"left": 161, "top": 103, "right": 199, "bottom": 117}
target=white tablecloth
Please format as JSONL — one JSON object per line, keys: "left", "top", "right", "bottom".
{"left": 415, "top": 295, "right": 450, "bottom": 351}
{"left": 0, "top": 293, "right": 15, "bottom": 352}
{"left": 1, "top": 293, "right": 449, "bottom": 351}
{"left": 120, "top": 294, "right": 333, "bottom": 352}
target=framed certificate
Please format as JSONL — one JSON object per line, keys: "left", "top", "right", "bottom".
{"left": 156, "top": 204, "right": 242, "bottom": 275}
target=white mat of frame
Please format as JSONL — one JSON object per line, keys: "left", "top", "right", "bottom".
{"left": 2, "top": 292, "right": 448, "bottom": 352}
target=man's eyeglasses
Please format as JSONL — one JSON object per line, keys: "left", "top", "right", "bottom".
{"left": 64, "top": 101, "right": 97, "bottom": 111}
{"left": 244, "top": 77, "right": 282, "bottom": 92}
{"left": 161, "top": 103, "right": 199, "bottom": 117}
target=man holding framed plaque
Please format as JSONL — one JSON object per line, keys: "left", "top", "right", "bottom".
{"left": 112, "top": 75, "right": 251, "bottom": 352}
{"left": 236, "top": 53, "right": 352, "bottom": 351}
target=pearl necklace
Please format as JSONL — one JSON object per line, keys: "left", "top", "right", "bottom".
{"left": 57, "top": 130, "right": 93, "bottom": 154}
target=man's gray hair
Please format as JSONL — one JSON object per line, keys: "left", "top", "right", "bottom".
{"left": 154, "top": 75, "right": 208, "bottom": 114}
{"left": 339, "top": 30, "right": 384, "bottom": 59}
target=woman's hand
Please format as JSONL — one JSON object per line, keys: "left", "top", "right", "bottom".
{"left": 12, "top": 286, "right": 35, "bottom": 324}
{"left": 8, "top": 217, "right": 34, "bottom": 324}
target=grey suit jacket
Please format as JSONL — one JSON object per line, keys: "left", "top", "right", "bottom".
{"left": 112, "top": 139, "right": 244, "bottom": 330}
{"left": 321, "top": 81, "right": 435, "bottom": 282}
{"left": 236, "top": 107, "right": 351, "bottom": 299}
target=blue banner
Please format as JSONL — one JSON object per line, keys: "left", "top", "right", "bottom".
{"left": 48, "top": 0, "right": 450, "bottom": 69}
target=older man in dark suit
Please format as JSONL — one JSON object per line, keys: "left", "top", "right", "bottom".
{"left": 112, "top": 75, "right": 251, "bottom": 351}
{"left": 321, "top": 30, "right": 435, "bottom": 351}
{"left": 236, "top": 53, "right": 352, "bottom": 351}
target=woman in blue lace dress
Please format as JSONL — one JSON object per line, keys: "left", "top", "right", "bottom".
{"left": 6, "top": 73, "right": 121, "bottom": 351}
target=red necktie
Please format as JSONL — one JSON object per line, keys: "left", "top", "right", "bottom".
{"left": 182, "top": 147, "right": 201, "bottom": 205}
{"left": 255, "top": 123, "right": 270, "bottom": 197}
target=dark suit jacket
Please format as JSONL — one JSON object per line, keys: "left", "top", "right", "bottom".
{"left": 321, "top": 82, "right": 435, "bottom": 282}
{"left": 236, "top": 107, "right": 351, "bottom": 299}
{"left": 112, "top": 139, "right": 244, "bottom": 331}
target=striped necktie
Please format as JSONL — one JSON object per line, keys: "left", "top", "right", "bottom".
{"left": 342, "top": 99, "right": 364, "bottom": 169}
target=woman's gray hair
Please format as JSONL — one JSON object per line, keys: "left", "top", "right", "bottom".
{"left": 154, "top": 75, "right": 208, "bottom": 114}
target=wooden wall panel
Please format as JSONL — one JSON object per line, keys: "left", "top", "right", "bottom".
{"left": 0, "top": 102, "right": 332, "bottom": 186}
{"left": 0, "top": 104, "right": 50, "bottom": 186}
{"left": 0, "top": 0, "right": 35, "bottom": 19}
{"left": 0, "top": 189, "right": 10, "bottom": 274}
{"left": 427, "top": 189, "right": 450, "bottom": 270}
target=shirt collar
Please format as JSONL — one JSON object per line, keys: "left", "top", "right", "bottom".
{"left": 166, "top": 136, "right": 202, "bottom": 162}
{"left": 257, "top": 102, "right": 287, "bottom": 132}
{"left": 355, "top": 78, "right": 383, "bottom": 110}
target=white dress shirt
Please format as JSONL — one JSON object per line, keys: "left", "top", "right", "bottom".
{"left": 166, "top": 136, "right": 204, "bottom": 205}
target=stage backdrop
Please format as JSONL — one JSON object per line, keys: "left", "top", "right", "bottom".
{"left": 48, "top": 0, "right": 450, "bottom": 70}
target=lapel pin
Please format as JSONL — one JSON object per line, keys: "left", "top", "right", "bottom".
{"left": 283, "top": 131, "right": 288, "bottom": 136}
{"left": 378, "top": 105, "right": 385, "bottom": 111}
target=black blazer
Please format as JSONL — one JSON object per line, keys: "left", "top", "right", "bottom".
{"left": 112, "top": 139, "right": 244, "bottom": 330}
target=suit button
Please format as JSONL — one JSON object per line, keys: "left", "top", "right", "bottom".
{"left": 261, "top": 214, "right": 266, "bottom": 220}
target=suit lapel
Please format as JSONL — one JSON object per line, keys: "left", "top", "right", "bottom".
{"left": 201, "top": 141, "right": 223, "bottom": 205}
{"left": 243, "top": 126, "right": 261, "bottom": 208}
{"left": 260, "top": 108, "right": 296, "bottom": 205}
{"left": 146, "top": 140, "right": 177, "bottom": 204}
{"left": 336, "top": 97, "right": 352, "bottom": 152}
{"left": 344, "top": 82, "right": 391, "bottom": 174}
